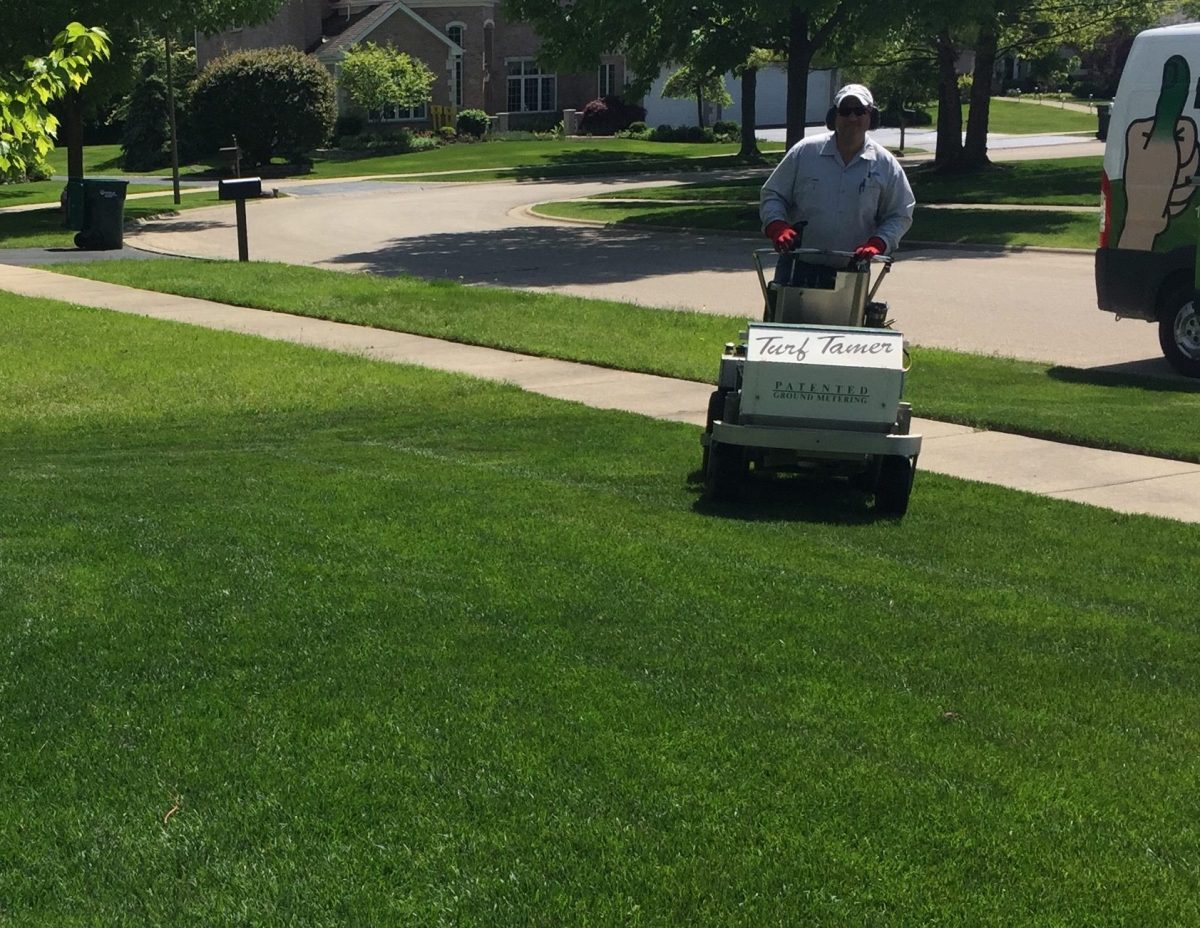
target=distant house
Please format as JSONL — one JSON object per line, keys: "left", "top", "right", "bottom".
{"left": 196, "top": 0, "right": 628, "bottom": 129}
{"left": 196, "top": 0, "right": 841, "bottom": 131}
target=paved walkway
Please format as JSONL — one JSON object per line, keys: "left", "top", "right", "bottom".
{"left": 2, "top": 262, "right": 1198, "bottom": 524}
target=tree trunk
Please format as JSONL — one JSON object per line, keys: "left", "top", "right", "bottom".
{"left": 739, "top": 67, "right": 761, "bottom": 160}
{"left": 786, "top": 4, "right": 813, "bottom": 148}
{"left": 64, "top": 92, "right": 85, "bottom": 180}
{"left": 697, "top": 88, "right": 705, "bottom": 128}
{"left": 933, "top": 30, "right": 963, "bottom": 169}
{"left": 166, "top": 34, "right": 181, "bottom": 204}
{"left": 961, "top": 26, "right": 997, "bottom": 169}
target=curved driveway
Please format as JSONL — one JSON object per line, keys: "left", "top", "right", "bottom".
{"left": 127, "top": 174, "right": 1169, "bottom": 376}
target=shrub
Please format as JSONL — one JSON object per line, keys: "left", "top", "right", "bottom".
{"left": 578, "top": 95, "right": 647, "bottom": 135}
{"left": 438, "top": 124, "right": 457, "bottom": 141}
{"left": 456, "top": 108, "right": 490, "bottom": 138}
{"left": 334, "top": 113, "right": 365, "bottom": 141}
{"left": 189, "top": 47, "right": 337, "bottom": 167}
{"left": 648, "top": 124, "right": 714, "bottom": 143}
{"left": 711, "top": 120, "right": 740, "bottom": 142}
{"left": 627, "top": 121, "right": 647, "bottom": 134}
{"left": 337, "top": 127, "right": 440, "bottom": 153}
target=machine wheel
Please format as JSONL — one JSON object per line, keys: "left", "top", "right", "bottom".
{"left": 701, "top": 389, "right": 727, "bottom": 474}
{"left": 704, "top": 440, "right": 745, "bottom": 501}
{"left": 1158, "top": 290, "right": 1200, "bottom": 378}
{"left": 875, "top": 455, "right": 915, "bottom": 516}
{"left": 851, "top": 456, "right": 882, "bottom": 494}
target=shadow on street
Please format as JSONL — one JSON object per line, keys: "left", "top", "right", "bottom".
{"left": 327, "top": 225, "right": 758, "bottom": 286}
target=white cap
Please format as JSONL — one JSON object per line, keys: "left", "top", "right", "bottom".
{"left": 834, "top": 84, "right": 874, "bottom": 108}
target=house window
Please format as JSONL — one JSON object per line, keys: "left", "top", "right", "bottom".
{"left": 506, "top": 58, "right": 556, "bottom": 112}
{"left": 447, "top": 23, "right": 464, "bottom": 107}
{"left": 378, "top": 102, "right": 428, "bottom": 122}
{"left": 598, "top": 63, "right": 616, "bottom": 98}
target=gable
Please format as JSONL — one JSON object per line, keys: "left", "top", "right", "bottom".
{"left": 315, "top": 0, "right": 460, "bottom": 62}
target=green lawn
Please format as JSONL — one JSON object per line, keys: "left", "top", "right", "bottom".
{"left": 40, "top": 139, "right": 784, "bottom": 184}
{"left": 52, "top": 260, "right": 1200, "bottom": 462}
{"left": 1, "top": 139, "right": 785, "bottom": 211}
{"left": 2, "top": 288, "right": 1199, "bottom": 925}
{"left": 529, "top": 199, "right": 1100, "bottom": 250}
{"left": 928, "top": 97, "right": 1101, "bottom": 135}
{"left": 591, "top": 157, "right": 1104, "bottom": 208}
{"left": 312, "top": 138, "right": 784, "bottom": 180}
{"left": 0, "top": 192, "right": 223, "bottom": 249}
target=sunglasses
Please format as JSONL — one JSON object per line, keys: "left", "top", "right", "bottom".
{"left": 837, "top": 105, "right": 868, "bottom": 117}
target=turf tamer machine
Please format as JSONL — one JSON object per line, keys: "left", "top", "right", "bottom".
{"left": 700, "top": 247, "right": 922, "bottom": 515}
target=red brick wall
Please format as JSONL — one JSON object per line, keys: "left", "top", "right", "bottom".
{"left": 196, "top": 0, "right": 324, "bottom": 70}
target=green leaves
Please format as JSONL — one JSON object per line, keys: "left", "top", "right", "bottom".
{"left": 338, "top": 42, "right": 435, "bottom": 115}
{"left": 0, "top": 22, "right": 110, "bottom": 182}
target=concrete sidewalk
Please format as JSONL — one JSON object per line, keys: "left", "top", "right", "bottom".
{"left": 3, "top": 262, "right": 1199, "bottom": 524}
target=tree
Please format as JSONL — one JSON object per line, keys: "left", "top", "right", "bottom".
{"left": 899, "top": 0, "right": 1167, "bottom": 171}
{"left": 0, "top": 0, "right": 285, "bottom": 191}
{"left": 503, "top": 0, "right": 887, "bottom": 149}
{"left": 338, "top": 43, "right": 435, "bottom": 119}
{"left": 662, "top": 63, "right": 732, "bottom": 128}
{"left": 0, "top": 22, "right": 110, "bottom": 182}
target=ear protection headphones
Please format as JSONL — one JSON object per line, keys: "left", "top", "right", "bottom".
{"left": 826, "top": 105, "right": 880, "bottom": 131}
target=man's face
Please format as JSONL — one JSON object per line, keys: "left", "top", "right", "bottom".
{"left": 835, "top": 96, "right": 870, "bottom": 145}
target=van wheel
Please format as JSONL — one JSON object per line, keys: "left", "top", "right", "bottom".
{"left": 1159, "top": 289, "right": 1200, "bottom": 378}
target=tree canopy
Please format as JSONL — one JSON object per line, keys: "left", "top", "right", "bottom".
{"left": 338, "top": 43, "right": 436, "bottom": 117}
{"left": 0, "top": 22, "right": 110, "bottom": 181}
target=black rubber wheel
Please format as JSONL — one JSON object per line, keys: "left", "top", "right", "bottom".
{"left": 704, "top": 440, "right": 745, "bottom": 501}
{"left": 701, "top": 389, "right": 728, "bottom": 475}
{"left": 1158, "top": 291, "right": 1200, "bottom": 378}
{"left": 875, "top": 455, "right": 915, "bottom": 516}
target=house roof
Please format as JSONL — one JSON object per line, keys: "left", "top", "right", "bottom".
{"left": 314, "top": 0, "right": 460, "bottom": 62}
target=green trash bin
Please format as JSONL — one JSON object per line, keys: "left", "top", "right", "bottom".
{"left": 74, "top": 179, "right": 129, "bottom": 250}
{"left": 62, "top": 179, "right": 85, "bottom": 230}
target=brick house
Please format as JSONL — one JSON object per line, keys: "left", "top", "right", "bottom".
{"left": 196, "top": 0, "right": 628, "bottom": 129}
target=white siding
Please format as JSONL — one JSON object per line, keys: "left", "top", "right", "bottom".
{"left": 637, "top": 65, "right": 839, "bottom": 127}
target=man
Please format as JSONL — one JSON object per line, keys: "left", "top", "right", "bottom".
{"left": 760, "top": 83, "right": 914, "bottom": 275}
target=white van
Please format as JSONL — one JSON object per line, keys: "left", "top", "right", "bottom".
{"left": 1096, "top": 21, "right": 1200, "bottom": 376}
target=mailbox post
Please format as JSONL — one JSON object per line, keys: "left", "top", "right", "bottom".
{"left": 218, "top": 176, "right": 262, "bottom": 262}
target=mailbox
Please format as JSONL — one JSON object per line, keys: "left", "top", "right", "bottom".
{"left": 219, "top": 177, "right": 262, "bottom": 200}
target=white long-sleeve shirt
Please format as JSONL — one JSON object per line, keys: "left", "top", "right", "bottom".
{"left": 760, "top": 132, "right": 915, "bottom": 253}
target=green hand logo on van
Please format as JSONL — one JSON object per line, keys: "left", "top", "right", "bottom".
{"left": 1117, "top": 54, "right": 1199, "bottom": 249}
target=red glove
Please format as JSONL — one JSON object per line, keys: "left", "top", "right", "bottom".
{"left": 853, "top": 236, "right": 887, "bottom": 260}
{"left": 765, "top": 220, "right": 798, "bottom": 253}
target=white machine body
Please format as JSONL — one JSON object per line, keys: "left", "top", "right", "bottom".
{"left": 739, "top": 323, "right": 905, "bottom": 429}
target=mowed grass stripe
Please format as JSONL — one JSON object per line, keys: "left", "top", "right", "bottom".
{"left": 53, "top": 260, "right": 1200, "bottom": 462}
{"left": 1, "top": 292, "right": 1198, "bottom": 924}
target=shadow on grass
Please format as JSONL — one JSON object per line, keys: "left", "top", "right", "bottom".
{"left": 908, "top": 207, "right": 1095, "bottom": 248}
{"left": 687, "top": 470, "right": 893, "bottom": 525}
{"left": 1047, "top": 362, "right": 1200, "bottom": 391}
{"left": 906, "top": 157, "right": 1101, "bottom": 205}
{"left": 506, "top": 151, "right": 773, "bottom": 182}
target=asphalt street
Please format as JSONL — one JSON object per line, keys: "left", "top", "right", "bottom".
{"left": 120, "top": 153, "right": 1170, "bottom": 378}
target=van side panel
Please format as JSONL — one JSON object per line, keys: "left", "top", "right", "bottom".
{"left": 1097, "top": 24, "right": 1200, "bottom": 317}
